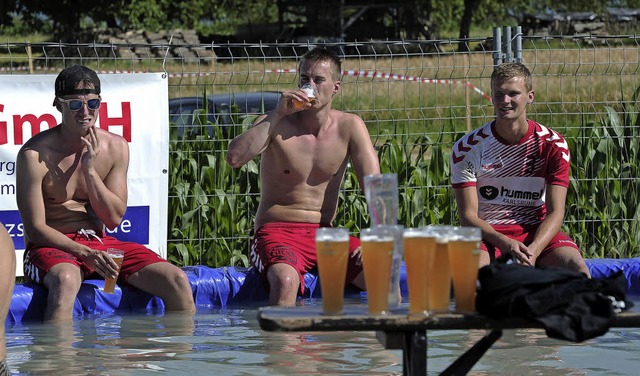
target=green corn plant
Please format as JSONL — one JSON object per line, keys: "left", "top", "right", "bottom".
{"left": 566, "top": 85, "right": 640, "bottom": 258}
{"left": 168, "top": 94, "right": 260, "bottom": 267}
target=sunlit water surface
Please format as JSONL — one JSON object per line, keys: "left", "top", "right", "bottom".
{"left": 5, "top": 298, "right": 640, "bottom": 375}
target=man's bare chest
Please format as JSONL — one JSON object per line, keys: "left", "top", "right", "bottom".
{"left": 41, "top": 164, "right": 87, "bottom": 203}
{"left": 276, "top": 136, "right": 348, "bottom": 175}
{"left": 41, "top": 157, "right": 109, "bottom": 203}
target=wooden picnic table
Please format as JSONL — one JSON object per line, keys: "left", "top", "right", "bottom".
{"left": 257, "top": 304, "right": 640, "bottom": 376}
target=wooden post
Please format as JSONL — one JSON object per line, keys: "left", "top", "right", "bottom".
{"left": 27, "top": 43, "right": 33, "bottom": 74}
{"left": 465, "top": 81, "right": 471, "bottom": 132}
{"left": 465, "top": 53, "right": 471, "bottom": 132}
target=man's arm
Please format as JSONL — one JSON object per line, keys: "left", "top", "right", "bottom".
{"left": 346, "top": 116, "right": 380, "bottom": 189}
{"left": 345, "top": 115, "right": 379, "bottom": 264}
{"left": 454, "top": 186, "right": 533, "bottom": 265}
{"left": 526, "top": 184, "right": 568, "bottom": 259}
{"left": 227, "top": 90, "right": 309, "bottom": 168}
{"left": 82, "top": 128, "right": 129, "bottom": 230}
{"left": 226, "top": 112, "right": 279, "bottom": 168}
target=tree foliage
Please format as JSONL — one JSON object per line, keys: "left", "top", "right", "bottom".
{"left": 2, "top": 1, "right": 640, "bottom": 43}
{"left": 2, "top": 0, "right": 278, "bottom": 39}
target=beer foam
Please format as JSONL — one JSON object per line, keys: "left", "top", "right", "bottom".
{"left": 302, "top": 86, "right": 315, "bottom": 98}
{"left": 403, "top": 228, "right": 434, "bottom": 238}
{"left": 316, "top": 234, "right": 348, "bottom": 242}
{"left": 361, "top": 234, "right": 394, "bottom": 242}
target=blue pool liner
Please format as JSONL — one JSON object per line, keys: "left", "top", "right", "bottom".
{"left": 6, "top": 258, "right": 640, "bottom": 324}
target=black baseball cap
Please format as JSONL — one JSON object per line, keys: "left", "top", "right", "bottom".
{"left": 54, "top": 65, "right": 101, "bottom": 97}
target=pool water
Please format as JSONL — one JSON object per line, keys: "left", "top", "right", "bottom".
{"left": 5, "top": 299, "right": 640, "bottom": 375}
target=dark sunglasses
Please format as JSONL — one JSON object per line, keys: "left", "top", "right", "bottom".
{"left": 57, "top": 97, "right": 101, "bottom": 111}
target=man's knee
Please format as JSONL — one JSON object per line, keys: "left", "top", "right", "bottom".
{"left": 42, "top": 265, "right": 83, "bottom": 320}
{"left": 166, "top": 266, "right": 192, "bottom": 292}
{"left": 44, "top": 265, "right": 82, "bottom": 295}
{"left": 538, "top": 247, "right": 591, "bottom": 277}
{"left": 266, "top": 264, "right": 300, "bottom": 290}
{"left": 129, "top": 262, "right": 192, "bottom": 293}
{"left": 266, "top": 264, "right": 301, "bottom": 304}
{"left": 479, "top": 251, "right": 491, "bottom": 267}
{"left": 160, "top": 265, "right": 195, "bottom": 310}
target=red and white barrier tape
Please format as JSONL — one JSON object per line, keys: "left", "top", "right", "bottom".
{"left": 341, "top": 69, "right": 490, "bottom": 100}
{"left": 1, "top": 65, "right": 490, "bottom": 100}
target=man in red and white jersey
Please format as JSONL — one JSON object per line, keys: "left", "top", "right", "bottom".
{"left": 450, "top": 62, "right": 590, "bottom": 276}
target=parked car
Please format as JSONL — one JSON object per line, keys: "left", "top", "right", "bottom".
{"left": 169, "top": 91, "right": 282, "bottom": 139}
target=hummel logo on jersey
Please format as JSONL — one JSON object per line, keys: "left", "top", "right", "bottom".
{"left": 480, "top": 185, "right": 543, "bottom": 201}
{"left": 479, "top": 186, "right": 499, "bottom": 200}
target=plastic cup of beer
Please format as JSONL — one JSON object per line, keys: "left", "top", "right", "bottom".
{"left": 302, "top": 83, "right": 318, "bottom": 105}
{"left": 448, "top": 227, "right": 482, "bottom": 313}
{"left": 316, "top": 227, "right": 350, "bottom": 315}
{"left": 360, "top": 226, "right": 395, "bottom": 315}
{"left": 293, "top": 83, "right": 318, "bottom": 110}
{"left": 403, "top": 227, "right": 437, "bottom": 316}
{"left": 428, "top": 225, "right": 455, "bottom": 312}
{"left": 103, "top": 248, "right": 124, "bottom": 294}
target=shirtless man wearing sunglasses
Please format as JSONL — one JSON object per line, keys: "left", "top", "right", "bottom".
{"left": 16, "top": 65, "right": 195, "bottom": 321}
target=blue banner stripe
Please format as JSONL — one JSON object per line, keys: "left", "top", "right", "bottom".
{"left": 0, "top": 206, "right": 150, "bottom": 249}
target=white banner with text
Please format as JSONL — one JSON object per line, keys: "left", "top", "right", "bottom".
{"left": 0, "top": 73, "right": 169, "bottom": 276}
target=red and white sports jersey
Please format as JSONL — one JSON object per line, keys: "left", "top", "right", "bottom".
{"left": 450, "top": 120, "right": 571, "bottom": 226}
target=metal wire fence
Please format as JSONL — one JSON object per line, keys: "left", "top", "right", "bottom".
{"left": 2, "top": 32, "right": 639, "bottom": 264}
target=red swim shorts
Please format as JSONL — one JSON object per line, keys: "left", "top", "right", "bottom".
{"left": 23, "top": 230, "right": 167, "bottom": 285}
{"left": 250, "top": 222, "right": 363, "bottom": 294}
{"left": 482, "top": 224, "right": 580, "bottom": 261}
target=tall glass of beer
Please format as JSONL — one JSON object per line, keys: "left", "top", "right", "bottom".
{"left": 316, "top": 227, "right": 350, "bottom": 315}
{"left": 448, "top": 226, "right": 482, "bottom": 313}
{"left": 429, "top": 226, "right": 455, "bottom": 312}
{"left": 360, "top": 226, "right": 395, "bottom": 315}
{"left": 403, "top": 227, "right": 437, "bottom": 316}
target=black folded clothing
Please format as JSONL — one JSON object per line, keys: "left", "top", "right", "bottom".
{"left": 476, "top": 260, "right": 631, "bottom": 342}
